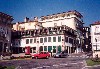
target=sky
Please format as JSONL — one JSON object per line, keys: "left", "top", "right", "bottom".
{"left": 0, "top": 0, "right": 100, "bottom": 26}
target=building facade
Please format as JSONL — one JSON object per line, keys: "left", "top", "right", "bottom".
{"left": 91, "top": 21, "right": 100, "bottom": 58}
{"left": 12, "top": 17, "right": 42, "bottom": 31}
{"left": 41, "top": 10, "right": 84, "bottom": 53}
{"left": 83, "top": 27, "right": 91, "bottom": 52}
{"left": 12, "top": 10, "right": 84, "bottom": 55}
{"left": 12, "top": 26, "right": 77, "bottom": 55}
{"left": 0, "top": 12, "right": 13, "bottom": 56}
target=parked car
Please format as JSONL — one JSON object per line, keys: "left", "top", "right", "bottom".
{"left": 54, "top": 51, "right": 68, "bottom": 58}
{"left": 31, "top": 52, "right": 50, "bottom": 59}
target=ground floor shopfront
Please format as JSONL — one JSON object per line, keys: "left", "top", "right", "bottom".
{"left": 12, "top": 45, "right": 62, "bottom": 55}
{"left": 11, "top": 34, "right": 83, "bottom": 55}
{"left": 12, "top": 45, "right": 79, "bottom": 56}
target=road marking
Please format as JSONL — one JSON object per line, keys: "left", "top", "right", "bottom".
{"left": 60, "top": 63, "right": 68, "bottom": 66}
{"left": 43, "top": 66, "right": 50, "bottom": 68}
{"left": 36, "top": 67, "right": 43, "bottom": 68}
{"left": 32, "top": 68, "right": 37, "bottom": 69}
{"left": 53, "top": 64, "right": 59, "bottom": 66}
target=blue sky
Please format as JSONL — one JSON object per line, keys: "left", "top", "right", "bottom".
{"left": 0, "top": 0, "right": 100, "bottom": 26}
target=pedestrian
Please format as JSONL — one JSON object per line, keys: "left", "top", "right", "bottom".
{"left": 51, "top": 50, "right": 53, "bottom": 57}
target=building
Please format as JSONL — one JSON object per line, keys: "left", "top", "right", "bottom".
{"left": 0, "top": 12, "right": 13, "bottom": 56}
{"left": 82, "top": 27, "right": 91, "bottom": 52}
{"left": 91, "top": 21, "right": 100, "bottom": 58}
{"left": 12, "top": 26, "right": 77, "bottom": 55}
{"left": 12, "top": 10, "right": 84, "bottom": 55}
{"left": 41, "top": 10, "right": 84, "bottom": 53}
{"left": 12, "top": 17, "right": 42, "bottom": 31}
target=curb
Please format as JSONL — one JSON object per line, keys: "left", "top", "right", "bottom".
{"left": 86, "top": 65, "right": 100, "bottom": 68}
{"left": 83, "top": 60, "right": 100, "bottom": 68}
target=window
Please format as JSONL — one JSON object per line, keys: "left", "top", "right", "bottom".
{"left": 48, "top": 37, "right": 51, "bottom": 42}
{"left": 33, "top": 47, "right": 36, "bottom": 53}
{"left": 34, "top": 38, "right": 36, "bottom": 43}
{"left": 26, "top": 39, "right": 29, "bottom": 44}
{"left": 53, "top": 46, "right": 56, "bottom": 53}
{"left": 53, "top": 37, "right": 56, "bottom": 42}
{"left": 67, "top": 14, "right": 70, "bottom": 17}
{"left": 58, "top": 46, "right": 61, "bottom": 52}
{"left": 48, "top": 46, "right": 52, "bottom": 52}
{"left": 58, "top": 36, "right": 61, "bottom": 42}
{"left": 30, "top": 39, "right": 33, "bottom": 43}
{"left": 69, "top": 38, "right": 72, "bottom": 43}
{"left": 65, "top": 37, "right": 68, "bottom": 42}
{"left": 40, "top": 38, "right": 43, "bottom": 43}
{"left": 44, "top": 46, "right": 47, "bottom": 51}
{"left": 40, "top": 46, "right": 43, "bottom": 52}
{"left": 44, "top": 37, "right": 47, "bottom": 42}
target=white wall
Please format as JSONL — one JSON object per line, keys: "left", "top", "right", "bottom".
{"left": 14, "top": 35, "right": 64, "bottom": 47}
{"left": 91, "top": 25, "right": 100, "bottom": 51}
{"left": 41, "top": 14, "right": 83, "bottom": 31}
{"left": 13, "top": 21, "right": 42, "bottom": 31}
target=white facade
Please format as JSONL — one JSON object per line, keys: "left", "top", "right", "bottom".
{"left": 41, "top": 13, "right": 81, "bottom": 30}
{"left": 41, "top": 11, "right": 84, "bottom": 53}
{"left": 91, "top": 23, "right": 100, "bottom": 58}
{"left": 91, "top": 25, "right": 100, "bottom": 51}
{"left": 13, "top": 35, "right": 65, "bottom": 54}
{"left": 12, "top": 10, "right": 84, "bottom": 54}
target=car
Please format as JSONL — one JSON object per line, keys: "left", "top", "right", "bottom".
{"left": 31, "top": 52, "right": 50, "bottom": 59}
{"left": 54, "top": 51, "right": 68, "bottom": 58}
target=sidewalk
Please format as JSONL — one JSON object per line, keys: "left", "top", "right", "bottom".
{"left": 12, "top": 53, "right": 31, "bottom": 57}
{"left": 68, "top": 53, "right": 89, "bottom": 58}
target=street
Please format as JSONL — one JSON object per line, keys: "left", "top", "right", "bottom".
{"left": 0, "top": 56, "right": 87, "bottom": 69}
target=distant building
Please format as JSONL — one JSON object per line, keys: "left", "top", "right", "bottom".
{"left": 12, "top": 10, "right": 84, "bottom": 55}
{"left": 12, "top": 17, "right": 42, "bottom": 31}
{"left": 91, "top": 21, "right": 100, "bottom": 58}
{"left": 0, "top": 12, "right": 13, "bottom": 55}
{"left": 83, "top": 27, "right": 91, "bottom": 52}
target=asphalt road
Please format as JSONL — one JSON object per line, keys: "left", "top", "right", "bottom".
{"left": 0, "top": 56, "right": 87, "bottom": 69}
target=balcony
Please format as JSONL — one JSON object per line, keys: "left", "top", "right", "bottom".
{"left": 11, "top": 25, "right": 77, "bottom": 38}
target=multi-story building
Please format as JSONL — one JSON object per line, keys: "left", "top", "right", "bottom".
{"left": 41, "top": 10, "right": 84, "bottom": 53}
{"left": 91, "top": 21, "right": 100, "bottom": 58}
{"left": 12, "top": 10, "right": 84, "bottom": 55}
{"left": 0, "top": 12, "right": 13, "bottom": 56}
{"left": 83, "top": 27, "right": 91, "bottom": 52}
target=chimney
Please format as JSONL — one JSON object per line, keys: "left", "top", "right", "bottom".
{"left": 34, "top": 17, "right": 38, "bottom": 21}
{"left": 24, "top": 17, "right": 29, "bottom": 22}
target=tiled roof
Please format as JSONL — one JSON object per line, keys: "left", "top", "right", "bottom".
{"left": 91, "top": 21, "right": 100, "bottom": 25}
